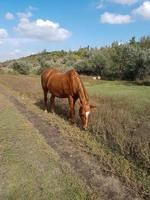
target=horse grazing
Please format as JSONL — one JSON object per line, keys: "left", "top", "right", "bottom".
{"left": 41, "top": 68, "right": 95, "bottom": 129}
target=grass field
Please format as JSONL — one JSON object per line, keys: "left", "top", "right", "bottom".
{"left": 0, "top": 92, "right": 89, "bottom": 200}
{"left": 83, "top": 77, "right": 150, "bottom": 105}
{"left": 0, "top": 74, "right": 150, "bottom": 199}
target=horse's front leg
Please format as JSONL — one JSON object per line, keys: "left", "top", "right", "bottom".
{"left": 43, "top": 89, "right": 48, "bottom": 113}
{"left": 50, "top": 95, "right": 55, "bottom": 112}
{"left": 68, "top": 96, "right": 75, "bottom": 123}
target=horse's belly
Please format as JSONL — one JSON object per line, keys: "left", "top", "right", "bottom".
{"left": 48, "top": 85, "right": 70, "bottom": 98}
{"left": 52, "top": 91, "right": 69, "bottom": 98}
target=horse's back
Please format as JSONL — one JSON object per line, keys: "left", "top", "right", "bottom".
{"left": 46, "top": 70, "right": 72, "bottom": 97}
{"left": 42, "top": 68, "right": 78, "bottom": 97}
{"left": 41, "top": 68, "right": 84, "bottom": 98}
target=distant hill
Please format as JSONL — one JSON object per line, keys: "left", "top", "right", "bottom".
{"left": 1, "top": 36, "right": 150, "bottom": 82}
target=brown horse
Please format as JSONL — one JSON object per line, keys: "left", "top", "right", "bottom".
{"left": 41, "top": 68, "right": 95, "bottom": 129}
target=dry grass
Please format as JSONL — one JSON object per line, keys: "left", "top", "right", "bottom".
{"left": 89, "top": 95, "right": 150, "bottom": 173}
{"left": 0, "top": 74, "right": 150, "bottom": 199}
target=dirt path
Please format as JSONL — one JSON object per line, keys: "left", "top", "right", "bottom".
{"left": 0, "top": 83, "right": 139, "bottom": 200}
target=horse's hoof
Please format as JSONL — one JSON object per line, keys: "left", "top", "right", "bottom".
{"left": 83, "top": 127, "right": 88, "bottom": 131}
{"left": 44, "top": 110, "right": 48, "bottom": 113}
{"left": 68, "top": 118, "right": 75, "bottom": 124}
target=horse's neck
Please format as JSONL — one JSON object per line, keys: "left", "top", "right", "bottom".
{"left": 77, "top": 77, "right": 89, "bottom": 104}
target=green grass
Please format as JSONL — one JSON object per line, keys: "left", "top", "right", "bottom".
{"left": 0, "top": 93, "right": 89, "bottom": 200}
{"left": 85, "top": 80, "right": 150, "bottom": 105}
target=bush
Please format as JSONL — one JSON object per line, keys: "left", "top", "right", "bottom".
{"left": 75, "top": 59, "right": 95, "bottom": 75}
{"left": 36, "top": 58, "right": 51, "bottom": 75}
{"left": 12, "top": 61, "right": 31, "bottom": 75}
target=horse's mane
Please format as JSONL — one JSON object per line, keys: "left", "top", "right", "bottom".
{"left": 71, "top": 70, "right": 89, "bottom": 103}
{"left": 78, "top": 76, "right": 89, "bottom": 102}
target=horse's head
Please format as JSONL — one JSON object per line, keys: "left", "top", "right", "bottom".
{"left": 79, "top": 101, "right": 96, "bottom": 130}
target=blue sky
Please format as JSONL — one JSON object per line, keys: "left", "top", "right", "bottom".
{"left": 0, "top": 0, "right": 150, "bottom": 61}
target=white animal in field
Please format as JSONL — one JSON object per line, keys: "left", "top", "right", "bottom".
{"left": 92, "top": 76, "right": 101, "bottom": 80}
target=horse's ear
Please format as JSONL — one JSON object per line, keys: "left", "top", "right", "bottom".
{"left": 90, "top": 104, "right": 96, "bottom": 109}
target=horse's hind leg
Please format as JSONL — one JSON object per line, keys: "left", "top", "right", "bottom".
{"left": 68, "top": 96, "right": 76, "bottom": 123}
{"left": 50, "top": 95, "right": 55, "bottom": 112}
{"left": 43, "top": 89, "right": 48, "bottom": 112}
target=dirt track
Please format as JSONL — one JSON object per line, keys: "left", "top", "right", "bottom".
{"left": 0, "top": 83, "right": 139, "bottom": 200}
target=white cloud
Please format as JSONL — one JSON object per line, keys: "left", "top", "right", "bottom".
{"left": 28, "top": 5, "right": 38, "bottom": 11}
{"left": 15, "top": 18, "right": 71, "bottom": 42}
{"left": 111, "top": 0, "right": 138, "bottom": 4}
{"left": 0, "top": 28, "right": 8, "bottom": 39}
{"left": 96, "top": 0, "right": 104, "bottom": 9}
{"left": 132, "top": 1, "right": 150, "bottom": 19}
{"left": 100, "top": 12, "right": 132, "bottom": 24}
{"left": 9, "top": 49, "right": 21, "bottom": 56}
{"left": 17, "top": 11, "right": 32, "bottom": 19}
{"left": 5, "top": 12, "right": 15, "bottom": 20}
{"left": 0, "top": 49, "right": 33, "bottom": 61}
{"left": 0, "top": 38, "right": 36, "bottom": 61}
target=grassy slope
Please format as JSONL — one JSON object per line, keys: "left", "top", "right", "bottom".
{"left": 0, "top": 74, "right": 150, "bottom": 199}
{"left": 0, "top": 93, "right": 89, "bottom": 200}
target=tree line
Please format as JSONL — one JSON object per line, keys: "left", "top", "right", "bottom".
{"left": 3, "top": 36, "right": 150, "bottom": 82}
{"left": 74, "top": 36, "right": 150, "bottom": 81}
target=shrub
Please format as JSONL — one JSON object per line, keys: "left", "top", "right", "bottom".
{"left": 12, "top": 61, "right": 31, "bottom": 75}
{"left": 37, "top": 58, "right": 51, "bottom": 75}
